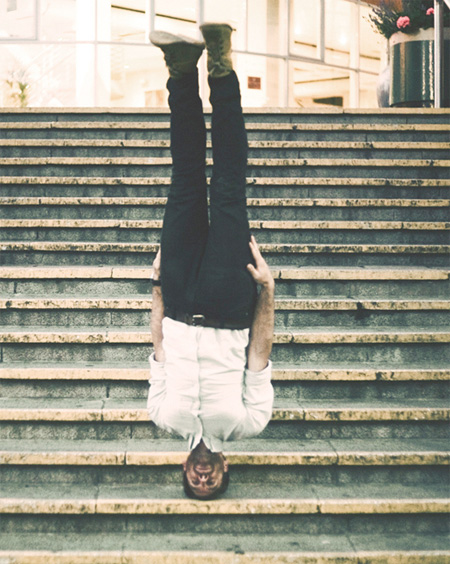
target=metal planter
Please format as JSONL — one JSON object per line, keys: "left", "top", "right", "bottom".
{"left": 389, "top": 27, "right": 450, "bottom": 107}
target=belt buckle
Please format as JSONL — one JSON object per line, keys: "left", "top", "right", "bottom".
{"left": 192, "top": 314, "right": 206, "bottom": 326}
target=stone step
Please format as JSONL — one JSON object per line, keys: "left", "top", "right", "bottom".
{"left": 1, "top": 139, "right": 448, "bottom": 159}
{"left": 0, "top": 157, "right": 448, "bottom": 179}
{"left": 1, "top": 176, "right": 448, "bottom": 200}
{"left": 1, "top": 138, "right": 448, "bottom": 149}
{"left": 1, "top": 397, "right": 446, "bottom": 441}
{"left": 0, "top": 396, "right": 447, "bottom": 423}
{"left": 2, "top": 296, "right": 448, "bottom": 311}
{"left": 1, "top": 362, "right": 448, "bottom": 402}
{"left": 1, "top": 438, "right": 448, "bottom": 491}
{"left": 0, "top": 115, "right": 448, "bottom": 125}
{"left": 1, "top": 265, "right": 448, "bottom": 280}
{"left": 0, "top": 117, "right": 448, "bottom": 129}
{"left": 1, "top": 363, "right": 447, "bottom": 382}
{"left": 0, "top": 535, "right": 449, "bottom": 564}
{"left": 2, "top": 219, "right": 448, "bottom": 246}
{"left": 3, "top": 219, "right": 448, "bottom": 231}
{"left": 2, "top": 328, "right": 448, "bottom": 365}
{"left": 3, "top": 197, "right": 449, "bottom": 222}
{"left": 0, "top": 175, "right": 450, "bottom": 200}
{"left": 1, "top": 326, "right": 449, "bottom": 345}
{"left": 1, "top": 296, "right": 448, "bottom": 330}
{"left": 0, "top": 483, "right": 447, "bottom": 522}
{"left": 1, "top": 437, "right": 447, "bottom": 467}
{"left": 1, "top": 242, "right": 449, "bottom": 268}
{"left": 1, "top": 266, "right": 448, "bottom": 299}
{"left": 0, "top": 107, "right": 447, "bottom": 121}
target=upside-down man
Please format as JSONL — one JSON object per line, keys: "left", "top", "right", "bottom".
{"left": 148, "top": 23, "right": 275, "bottom": 500}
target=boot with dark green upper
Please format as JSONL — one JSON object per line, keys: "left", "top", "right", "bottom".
{"left": 200, "top": 23, "right": 234, "bottom": 78}
{"left": 149, "top": 31, "right": 205, "bottom": 79}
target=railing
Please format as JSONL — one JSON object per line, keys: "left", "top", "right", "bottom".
{"left": 434, "top": 0, "right": 450, "bottom": 107}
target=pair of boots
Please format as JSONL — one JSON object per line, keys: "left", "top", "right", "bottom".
{"left": 150, "top": 23, "right": 233, "bottom": 80}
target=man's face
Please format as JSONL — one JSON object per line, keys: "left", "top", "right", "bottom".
{"left": 183, "top": 444, "right": 228, "bottom": 499}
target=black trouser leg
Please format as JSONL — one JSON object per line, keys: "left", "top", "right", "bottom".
{"left": 160, "top": 71, "right": 208, "bottom": 314}
{"left": 192, "top": 71, "right": 257, "bottom": 325}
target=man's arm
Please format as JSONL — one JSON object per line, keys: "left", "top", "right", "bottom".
{"left": 151, "top": 248, "right": 166, "bottom": 363}
{"left": 246, "top": 236, "right": 275, "bottom": 372}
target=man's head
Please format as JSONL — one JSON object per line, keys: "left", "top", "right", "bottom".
{"left": 182, "top": 440, "right": 229, "bottom": 500}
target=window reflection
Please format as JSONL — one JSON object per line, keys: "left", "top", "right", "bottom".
{"left": 0, "top": 0, "right": 37, "bottom": 39}
{"left": 290, "top": 0, "right": 320, "bottom": 59}
{"left": 325, "top": 0, "right": 354, "bottom": 68}
{"left": 111, "top": 1, "right": 147, "bottom": 43}
{"left": 0, "top": 0, "right": 382, "bottom": 109}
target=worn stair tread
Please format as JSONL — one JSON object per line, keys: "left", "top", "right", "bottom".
{"left": 0, "top": 540, "right": 449, "bottom": 564}
{"left": 1, "top": 156, "right": 449, "bottom": 167}
{"left": 0, "top": 437, "right": 448, "bottom": 466}
{"left": 2, "top": 218, "right": 448, "bottom": 230}
{"left": 1, "top": 325, "right": 450, "bottom": 345}
{"left": 0, "top": 548, "right": 448, "bottom": 564}
{"left": 2, "top": 295, "right": 449, "bottom": 311}
{"left": 2, "top": 241, "right": 449, "bottom": 254}
{"left": 2, "top": 138, "right": 450, "bottom": 149}
{"left": 1, "top": 175, "right": 448, "bottom": 187}
{"left": 0, "top": 265, "right": 448, "bottom": 280}
{"left": 0, "top": 482, "right": 448, "bottom": 512}
{"left": 0, "top": 362, "right": 448, "bottom": 381}
{"left": 1, "top": 120, "right": 449, "bottom": 131}
{"left": 2, "top": 196, "right": 450, "bottom": 208}
{"left": 0, "top": 396, "right": 447, "bottom": 422}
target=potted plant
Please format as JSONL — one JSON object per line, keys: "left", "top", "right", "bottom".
{"left": 369, "top": 0, "right": 450, "bottom": 107}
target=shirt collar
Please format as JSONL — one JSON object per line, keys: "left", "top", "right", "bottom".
{"left": 188, "top": 434, "right": 224, "bottom": 453}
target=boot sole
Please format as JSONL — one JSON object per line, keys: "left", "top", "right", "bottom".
{"left": 200, "top": 23, "right": 234, "bottom": 33}
{"left": 149, "top": 30, "right": 205, "bottom": 49}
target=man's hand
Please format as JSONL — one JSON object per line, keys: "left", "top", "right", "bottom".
{"left": 246, "top": 236, "right": 274, "bottom": 373}
{"left": 153, "top": 247, "right": 161, "bottom": 280}
{"left": 247, "top": 236, "right": 274, "bottom": 289}
{"left": 151, "top": 246, "right": 165, "bottom": 363}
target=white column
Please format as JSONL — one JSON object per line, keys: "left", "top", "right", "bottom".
{"left": 96, "top": 0, "right": 111, "bottom": 106}
{"left": 349, "top": 1, "right": 360, "bottom": 108}
{"left": 76, "top": 0, "right": 96, "bottom": 106}
{"left": 76, "top": 0, "right": 110, "bottom": 107}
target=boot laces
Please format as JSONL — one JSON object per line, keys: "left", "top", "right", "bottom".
{"left": 208, "top": 38, "right": 227, "bottom": 62}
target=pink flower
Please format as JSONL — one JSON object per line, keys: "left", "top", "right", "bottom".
{"left": 397, "top": 16, "right": 411, "bottom": 29}
{"left": 426, "top": 7, "right": 434, "bottom": 15}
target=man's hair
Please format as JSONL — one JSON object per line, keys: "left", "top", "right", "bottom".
{"left": 182, "top": 470, "right": 230, "bottom": 500}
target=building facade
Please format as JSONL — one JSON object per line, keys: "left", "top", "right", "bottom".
{"left": 0, "top": 0, "right": 385, "bottom": 109}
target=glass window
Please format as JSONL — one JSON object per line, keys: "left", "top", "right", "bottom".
{"left": 154, "top": 0, "right": 197, "bottom": 36}
{"left": 290, "top": 59, "right": 350, "bottom": 108}
{"left": 105, "top": 43, "right": 168, "bottom": 107}
{"left": 247, "top": 0, "right": 285, "bottom": 55}
{"left": 204, "top": 0, "right": 246, "bottom": 51}
{"left": 0, "top": 0, "right": 37, "bottom": 39}
{"left": 235, "top": 52, "right": 287, "bottom": 107}
{"left": 110, "top": 0, "right": 147, "bottom": 43}
{"left": 360, "top": 3, "right": 383, "bottom": 73}
{"left": 359, "top": 71, "right": 378, "bottom": 108}
{"left": 290, "top": 0, "right": 320, "bottom": 60}
{"left": 153, "top": 15, "right": 198, "bottom": 38}
{"left": 155, "top": 0, "right": 196, "bottom": 22}
{"left": 325, "top": 0, "right": 355, "bottom": 68}
{"left": 0, "top": 44, "right": 77, "bottom": 106}
{"left": 40, "top": 0, "right": 76, "bottom": 41}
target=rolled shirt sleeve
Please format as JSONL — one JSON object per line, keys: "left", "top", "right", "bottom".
{"left": 227, "top": 360, "right": 274, "bottom": 441}
{"left": 147, "top": 352, "right": 168, "bottom": 427}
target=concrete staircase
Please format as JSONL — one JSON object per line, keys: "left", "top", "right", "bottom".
{"left": 0, "top": 108, "right": 449, "bottom": 563}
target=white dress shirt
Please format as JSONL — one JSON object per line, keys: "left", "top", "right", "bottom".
{"left": 147, "top": 317, "right": 274, "bottom": 452}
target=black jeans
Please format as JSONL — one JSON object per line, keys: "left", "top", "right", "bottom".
{"left": 160, "top": 70, "right": 257, "bottom": 327}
